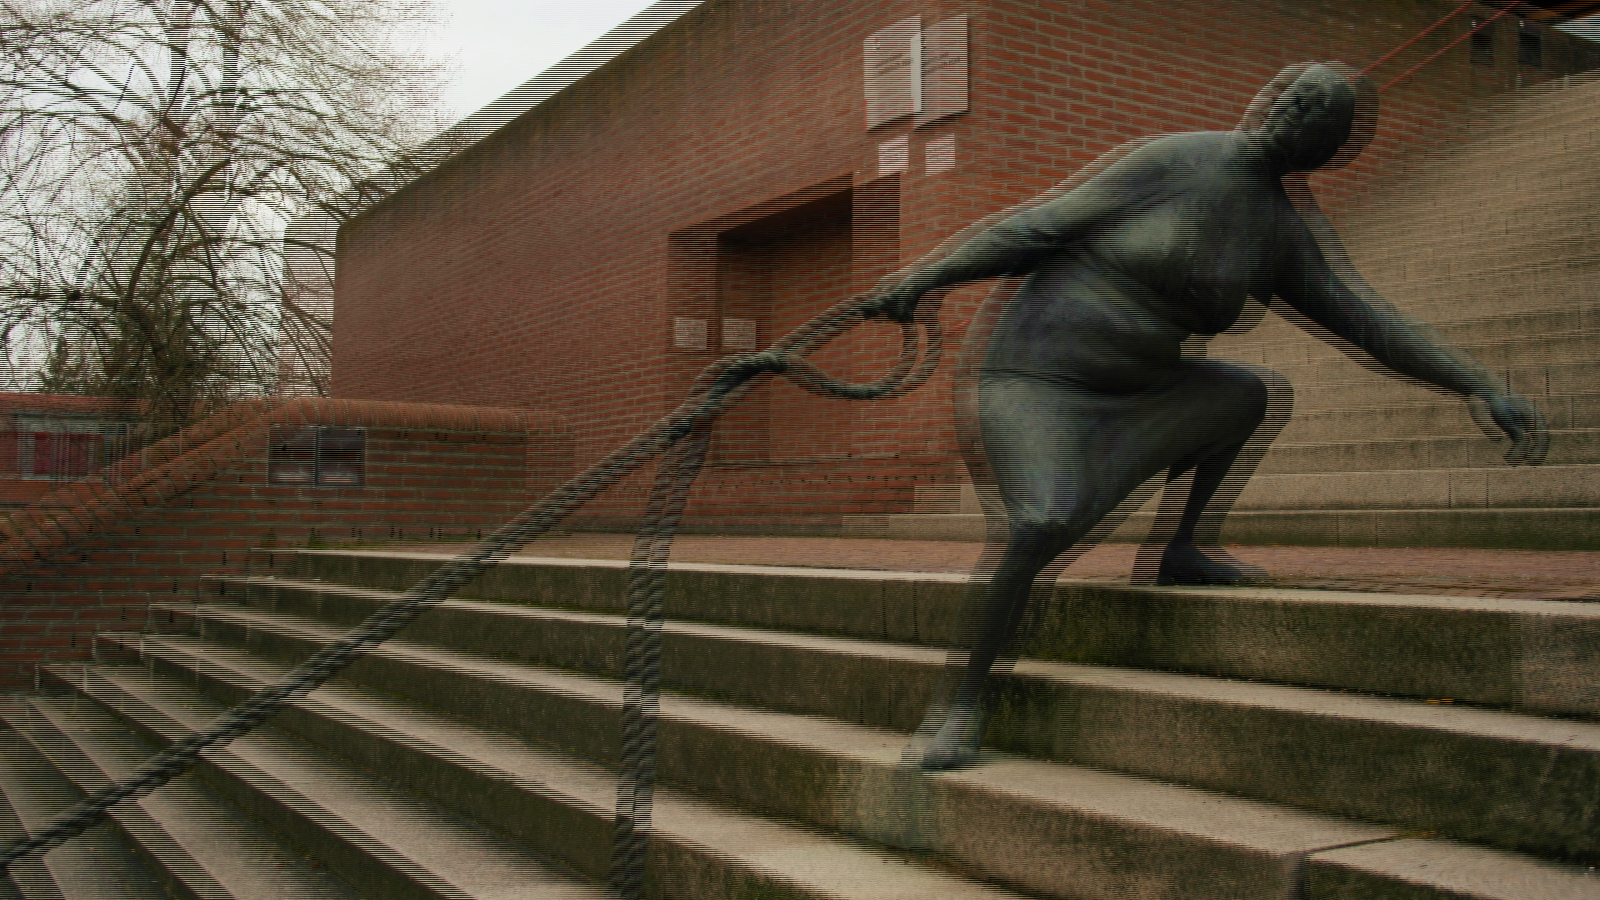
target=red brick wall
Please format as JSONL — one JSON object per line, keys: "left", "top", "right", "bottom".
{"left": 0, "top": 394, "right": 136, "bottom": 507}
{"left": 332, "top": 0, "right": 1592, "bottom": 528}
{"left": 0, "top": 398, "right": 572, "bottom": 690}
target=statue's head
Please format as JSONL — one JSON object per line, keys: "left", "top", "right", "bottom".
{"left": 1244, "top": 63, "right": 1376, "bottom": 173}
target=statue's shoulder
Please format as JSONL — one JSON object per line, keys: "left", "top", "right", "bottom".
{"left": 1058, "top": 132, "right": 1238, "bottom": 202}
{"left": 1114, "top": 131, "right": 1237, "bottom": 174}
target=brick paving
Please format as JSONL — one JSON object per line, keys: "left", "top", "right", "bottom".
{"left": 367, "top": 534, "right": 1600, "bottom": 602}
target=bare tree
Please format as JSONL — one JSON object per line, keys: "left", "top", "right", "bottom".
{"left": 0, "top": 0, "right": 445, "bottom": 424}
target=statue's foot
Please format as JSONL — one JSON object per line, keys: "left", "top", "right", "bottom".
{"left": 1156, "top": 543, "right": 1266, "bottom": 586}
{"left": 902, "top": 701, "right": 988, "bottom": 771}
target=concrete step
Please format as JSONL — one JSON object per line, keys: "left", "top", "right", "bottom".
{"left": 1346, "top": 179, "right": 1600, "bottom": 247}
{"left": 1348, "top": 226, "right": 1600, "bottom": 278}
{"left": 1342, "top": 226, "right": 1597, "bottom": 287}
{"left": 139, "top": 597, "right": 1600, "bottom": 863}
{"left": 1273, "top": 391, "right": 1600, "bottom": 443}
{"left": 855, "top": 506, "right": 1600, "bottom": 549}
{"left": 910, "top": 481, "right": 975, "bottom": 513}
{"left": 1379, "top": 145, "right": 1600, "bottom": 200}
{"left": 911, "top": 464, "right": 1600, "bottom": 516}
{"left": 1416, "top": 76, "right": 1600, "bottom": 144}
{"left": 1359, "top": 113, "right": 1600, "bottom": 194}
{"left": 0, "top": 699, "right": 359, "bottom": 900}
{"left": 1352, "top": 187, "right": 1600, "bottom": 241}
{"left": 1341, "top": 146, "right": 1600, "bottom": 226}
{"left": 1345, "top": 209, "right": 1600, "bottom": 273}
{"left": 915, "top": 431, "right": 1600, "bottom": 507}
{"left": 235, "top": 549, "right": 980, "bottom": 647}
{"left": 49, "top": 657, "right": 1031, "bottom": 900}
{"left": 0, "top": 721, "right": 170, "bottom": 900}
{"left": 1221, "top": 328, "right": 1600, "bottom": 395}
{"left": 1221, "top": 338, "right": 1600, "bottom": 406}
{"left": 1232, "top": 464, "right": 1600, "bottom": 511}
{"left": 1302, "top": 838, "right": 1600, "bottom": 900}
{"left": 196, "top": 571, "right": 1600, "bottom": 721}
{"left": 1256, "top": 429, "right": 1600, "bottom": 476}
{"left": 1230, "top": 294, "right": 1599, "bottom": 365}
{"left": 98, "top": 628, "right": 1428, "bottom": 900}
{"left": 1241, "top": 301, "right": 1600, "bottom": 348}
{"left": 36, "top": 662, "right": 605, "bottom": 900}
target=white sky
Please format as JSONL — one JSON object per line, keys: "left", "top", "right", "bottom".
{"left": 1562, "top": 16, "right": 1600, "bottom": 43}
{"left": 421, "top": 2, "right": 1600, "bottom": 127}
{"left": 423, "top": 0, "right": 662, "bottom": 124}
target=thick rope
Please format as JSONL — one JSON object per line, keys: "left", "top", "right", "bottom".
{"left": 608, "top": 425, "right": 710, "bottom": 899}
{"left": 1356, "top": 0, "right": 1477, "bottom": 77}
{"left": 0, "top": 294, "right": 941, "bottom": 900}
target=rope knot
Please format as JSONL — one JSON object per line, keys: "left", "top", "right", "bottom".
{"left": 743, "top": 349, "right": 789, "bottom": 375}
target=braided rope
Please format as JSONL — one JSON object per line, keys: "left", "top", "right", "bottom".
{"left": 0, "top": 294, "right": 941, "bottom": 900}
{"left": 608, "top": 426, "right": 709, "bottom": 899}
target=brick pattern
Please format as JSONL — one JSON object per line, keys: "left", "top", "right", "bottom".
{"left": 0, "top": 397, "right": 572, "bottom": 690}
{"left": 331, "top": 0, "right": 1591, "bottom": 531}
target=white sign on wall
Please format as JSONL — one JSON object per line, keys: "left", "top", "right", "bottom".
{"left": 878, "top": 136, "right": 910, "bottom": 175}
{"left": 863, "top": 17, "right": 922, "bottom": 127}
{"left": 925, "top": 134, "right": 956, "bottom": 174}
{"left": 673, "top": 316, "right": 708, "bottom": 350}
{"left": 864, "top": 16, "right": 969, "bottom": 129}
{"left": 721, "top": 317, "right": 759, "bottom": 350}
{"left": 918, "top": 16, "right": 970, "bottom": 126}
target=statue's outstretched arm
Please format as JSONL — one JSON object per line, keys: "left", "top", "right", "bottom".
{"left": 1276, "top": 201, "right": 1549, "bottom": 465}
{"left": 1278, "top": 214, "right": 1495, "bottom": 397}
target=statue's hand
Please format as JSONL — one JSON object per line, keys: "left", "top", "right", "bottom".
{"left": 1472, "top": 393, "right": 1550, "bottom": 466}
{"left": 863, "top": 283, "right": 922, "bottom": 325}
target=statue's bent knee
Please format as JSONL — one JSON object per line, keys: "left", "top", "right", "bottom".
{"left": 1005, "top": 512, "right": 1099, "bottom": 552}
{"left": 1183, "top": 363, "right": 1273, "bottom": 446}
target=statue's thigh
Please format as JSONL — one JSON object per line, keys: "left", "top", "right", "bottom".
{"left": 978, "top": 376, "right": 1153, "bottom": 531}
{"left": 978, "top": 363, "right": 1266, "bottom": 529}
{"left": 1156, "top": 360, "right": 1272, "bottom": 459}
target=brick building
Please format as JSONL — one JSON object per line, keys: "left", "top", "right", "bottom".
{"left": 330, "top": 0, "right": 1599, "bottom": 534}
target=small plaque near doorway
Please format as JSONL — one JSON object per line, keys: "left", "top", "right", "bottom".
{"left": 673, "top": 316, "right": 709, "bottom": 350}
{"left": 925, "top": 134, "right": 956, "bottom": 174}
{"left": 722, "top": 317, "right": 759, "bottom": 350}
{"left": 879, "top": 136, "right": 910, "bottom": 175}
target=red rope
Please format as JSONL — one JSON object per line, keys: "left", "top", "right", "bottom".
{"left": 1378, "top": 2, "right": 1526, "bottom": 93}
{"left": 1358, "top": 0, "right": 1478, "bottom": 77}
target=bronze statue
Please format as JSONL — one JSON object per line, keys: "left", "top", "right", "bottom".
{"left": 867, "top": 63, "right": 1549, "bottom": 771}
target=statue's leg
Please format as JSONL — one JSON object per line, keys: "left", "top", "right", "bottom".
{"left": 1155, "top": 440, "right": 1267, "bottom": 584}
{"left": 1153, "top": 362, "right": 1289, "bottom": 585}
{"left": 910, "top": 373, "right": 1155, "bottom": 770}
{"left": 910, "top": 363, "right": 1289, "bottom": 769}
{"left": 910, "top": 524, "right": 1071, "bottom": 770}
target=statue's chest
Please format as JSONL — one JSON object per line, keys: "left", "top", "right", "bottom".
{"left": 1091, "top": 185, "right": 1281, "bottom": 330}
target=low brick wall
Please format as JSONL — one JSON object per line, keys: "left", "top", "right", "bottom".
{"left": 570, "top": 452, "right": 961, "bottom": 535}
{"left": 0, "top": 397, "right": 571, "bottom": 690}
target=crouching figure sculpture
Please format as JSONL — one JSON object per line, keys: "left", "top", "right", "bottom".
{"left": 866, "top": 63, "right": 1549, "bottom": 771}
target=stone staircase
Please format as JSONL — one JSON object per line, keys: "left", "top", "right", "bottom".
{"left": 6, "top": 546, "right": 1600, "bottom": 898}
{"left": 854, "top": 75, "right": 1600, "bottom": 549}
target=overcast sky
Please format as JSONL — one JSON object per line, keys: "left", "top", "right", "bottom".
{"left": 422, "top": 0, "right": 660, "bottom": 123}
{"left": 422, "top": 1, "right": 1600, "bottom": 125}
